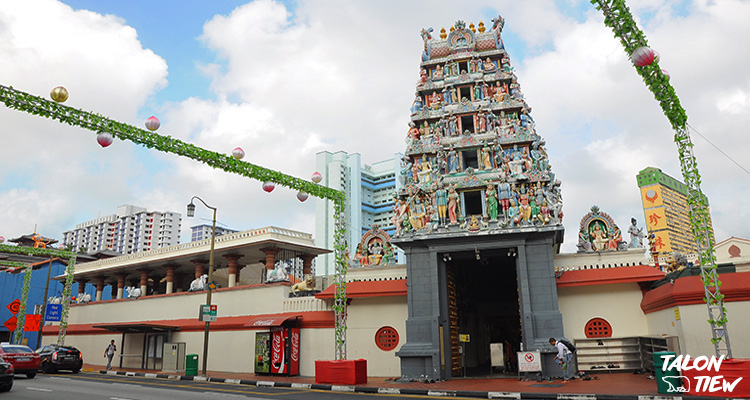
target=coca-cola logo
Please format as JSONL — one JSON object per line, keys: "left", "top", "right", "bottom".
{"left": 272, "top": 332, "right": 282, "bottom": 364}
{"left": 291, "top": 331, "right": 300, "bottom": 362}
{"left": 253, "top": 319, "right": 275, "bottom": 326}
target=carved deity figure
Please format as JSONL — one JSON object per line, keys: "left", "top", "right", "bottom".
{"left": 486, "top": 184, "right": 499, "bottom": 220}
{"left": 418, "top": 156, "right": 432, "bottom": 184}
{"left": 628, "top": 218, "right": 645, "bottom": 248}
{"left": 409, "top": 197, "right": 427, "bottom": 230}
{"left": 435, "top": 184, "right": 448, "bottom": 225}
{"left": 590, "top": 223, "right": 609, "bottom": 251}
{"left": 483, "top": 57, "right": 496, "bottom": 71}
{"left": 447, "top": 185, "right": 460, "bottom": 224}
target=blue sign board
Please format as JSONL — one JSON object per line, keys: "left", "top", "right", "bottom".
{"left": 45, "top": 304, "right": 62, "bottom": 322}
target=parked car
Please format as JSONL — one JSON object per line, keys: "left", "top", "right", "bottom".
{"left": 0, "top": 358, "right": 13, "bottom": 392}
{"left": 35, "top": 344, "right": 83, "bottom": 373}
{"left": 0, "top": 343, "right": 40, "bottom": 378}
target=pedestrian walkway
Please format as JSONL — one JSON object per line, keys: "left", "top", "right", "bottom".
{"left": 82, "top": 363, "right": 676, "bottom": 399}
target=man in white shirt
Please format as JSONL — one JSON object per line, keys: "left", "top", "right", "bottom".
{"left": 104, "top": 340, "right": 117, "bottom": 370}
{"left": 549, "top": 337, "right": 572, "bottom": 381}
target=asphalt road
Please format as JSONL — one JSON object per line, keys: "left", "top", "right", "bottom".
{"left": 5, "top": 372, "right": 487, "bottom": 400}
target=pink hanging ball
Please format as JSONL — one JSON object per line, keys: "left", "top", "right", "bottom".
{"left": 97, "top": 132, "right": 113, "bottom": 147}
{"left": 631, "top": 46, "right": 656, "bottom": 67}
{"left": 297, "top": 191, "right": 309, "bottom": 202}
{"left": 262, "top": 181, "right": 275, "bottom": 193}
{"left": 661, "top": 69, "right": 670, "bottom": 80}
{"left": 0, "top": 236, "right": 5, "bottom": 243}
{"left": 145, "top": 116, "right": 160, "bottom": 131}
{"left": 311, "top": 171, "right": 322, "bottom": 184}
{"left": 231, "top": 147, "right": 245, "bottom": 160}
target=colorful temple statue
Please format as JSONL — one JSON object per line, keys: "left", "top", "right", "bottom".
{"left": 395, "top": 18, "right": 562, "bottom": 235}
{"left": 576, "top": 206, "right": 631, "bottom": 253}
{"left": 350, "top": 225, "right": 398, "bottom": 267}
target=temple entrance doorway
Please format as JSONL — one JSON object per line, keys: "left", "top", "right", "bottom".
{"left": 446, "top": 249, "right": 520, "bottom": 377}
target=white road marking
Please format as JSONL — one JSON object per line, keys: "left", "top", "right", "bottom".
{"left": 27, "top": 387, "right": 53, "bottom": 392}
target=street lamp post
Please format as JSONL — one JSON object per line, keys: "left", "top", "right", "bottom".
{"left": 187, "top": 196, "right": 217, "bottom": 376}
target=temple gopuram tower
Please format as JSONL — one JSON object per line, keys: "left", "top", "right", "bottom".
{"left": 392, "top": 18, "right": 565, "bottom": 380}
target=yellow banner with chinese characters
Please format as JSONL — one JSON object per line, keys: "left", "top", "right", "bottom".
{"left": 645, "top": 207, "right": 667, "bottom": 231}
{"left": 651, "top": 230, "right": 672, "bottom": 254}
{"left": 640, "top": 185, "right": 663, "bottom": 209}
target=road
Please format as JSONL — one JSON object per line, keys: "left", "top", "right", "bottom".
{"left": 5, "top": 372, "right": 489, "bottom": 400}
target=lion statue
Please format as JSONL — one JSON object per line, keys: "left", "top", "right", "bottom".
{"left": 290, "top": 276, "right": 315, "bottom": 294}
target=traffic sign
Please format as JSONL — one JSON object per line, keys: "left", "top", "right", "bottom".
{"left": 6, "top": 299, "right": 21, "bottom": 314}
{"left": 199, "top": 304, "right": 217, "bottom": 322}
{"left": 45, "top": 304, "right": 62, "bottom": 322}
{"left": 3, "top": 316, "right": 17, "bottom": 332}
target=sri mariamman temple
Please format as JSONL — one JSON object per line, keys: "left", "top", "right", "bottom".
{"left": 3, "top": 15, "right": 750, "bottom": 387}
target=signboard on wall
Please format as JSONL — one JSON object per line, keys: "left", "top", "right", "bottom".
{"left": 518, "top": 351, "right": 542, "bottom": 372}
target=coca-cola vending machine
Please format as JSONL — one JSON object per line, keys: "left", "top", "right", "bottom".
{"left": 269, "top": 327, "right": 299, "bottom": 375}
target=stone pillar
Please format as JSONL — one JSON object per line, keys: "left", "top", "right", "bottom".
{"left": 76, "top": 278, "right": 87, "bottom": 297}
{"left": 192, "top": 259, "right": 206, "bottom": 279}
{"left": 138, "top": 269, "right": 150, "bottom": 296}
{"left": 165, "top": 265, "right": 177, "bottom": 294}
{"left": 95, "top": 276, "right": 105, "bottom": 302}
{"left": 116, "top": 273, "right": 126, "bottom": 299}
{"left": 301, "top": 254, "right": 316, "bottom": 276}
{"left": 224, "top": 254, "right": 244, "bottom": 287}
{"left": 261, "top": 248, "right": 279, "bottom": 270}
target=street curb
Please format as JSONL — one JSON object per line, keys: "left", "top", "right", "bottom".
{"left": 97, "top": 370, "right": 720, "bottom": 400}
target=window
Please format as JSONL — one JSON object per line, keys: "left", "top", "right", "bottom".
{"left": 375, "top": 326, "right": 399, "bottom": 351}
{"left": 584, "top": 317, "right": 612, "bottom": 338}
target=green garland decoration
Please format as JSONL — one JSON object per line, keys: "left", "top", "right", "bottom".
{"left": 0, "top": 261, "right": 30, "bottom": 269}
{"left": 0, "top": 244, "right": 77, "bottom": 345}
{"left": 13, "top": 265, "right": 33, "bottom": 343}
{"left": 591, "top": 0, "right": 730, "bottom": 357}
{"left": 0, "top": 85, "right": 350, "bottom": 359}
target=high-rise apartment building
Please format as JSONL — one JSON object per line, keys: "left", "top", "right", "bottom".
{"left": 62, "top": 205, "right": 181, "bottom": 254}
{"left": 314, "top": 151, "right": 403, "bottom": 275}
{"left": 637, "top": 166, "right": 714, "bottom": 254}
{"left": 190, "top": 224, "right": 239, "bottom": 242}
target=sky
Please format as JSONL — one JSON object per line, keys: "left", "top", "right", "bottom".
{"left": 1, "top": 0, "right": 749, "bottom": 254}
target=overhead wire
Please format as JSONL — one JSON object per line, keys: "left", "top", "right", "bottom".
{"left": 686, "top": 123, "right": 750, "bottom": 177}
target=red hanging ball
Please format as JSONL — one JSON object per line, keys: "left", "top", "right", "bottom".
{"left": 97, "top": 132, "right": 113, "bottom": 147}
{"left": 631, "top": 46, "right": 656, "bottom": 67}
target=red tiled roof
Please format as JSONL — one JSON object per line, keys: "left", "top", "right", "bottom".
{"left": 641, "top": 271, "right": 750, "bottom": 313}
{"left": 555, "top": 265, "right": 665, "bottom": 287}
{"left": 315, "top": 279, "right": 407, "bottom": 299}
{"left": 42, "top": 311, "right": 334, "bottom": 336}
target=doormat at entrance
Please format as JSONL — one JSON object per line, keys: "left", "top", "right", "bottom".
{"left": 529, "top": 384, "right": 563, "bottom": 388}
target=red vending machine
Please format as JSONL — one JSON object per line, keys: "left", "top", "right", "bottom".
{"left": 270, "top": 327, "right": 299, "bottom": 375}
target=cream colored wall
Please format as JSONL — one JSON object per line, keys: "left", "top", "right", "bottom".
{"left": 557, "top": 283, "right": 649, "bottom": 340}
{"left": 66, "top": 284, "right": 288, "bottom": 325}
{"left": 345, "top": 296, "right": 407, "bottom": 377}
{"left": 646, "top": 301, "right": 750, "bottom": 358}
{"left": 56, "top": 283, "right": 341, "bottom": 375}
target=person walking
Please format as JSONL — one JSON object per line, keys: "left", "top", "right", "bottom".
{"left": 549, "top": 337, "right": 572, "bottom": 381}
{"left": 104, "top": 340, "right": 117, "bottom": 370}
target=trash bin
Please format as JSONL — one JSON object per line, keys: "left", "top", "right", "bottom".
{"left": 653, "top": 351, "right": 679, "bottom": 394}
{"left": 185, "top": 354, "right": 199, "bottom": 376}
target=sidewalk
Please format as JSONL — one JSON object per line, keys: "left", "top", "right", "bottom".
{"left": 83, "top": 363, "right": 678, "bottom": 399}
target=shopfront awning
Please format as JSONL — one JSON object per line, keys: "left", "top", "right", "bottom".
{"left": 92, "top": 322, "right": 180, "bottom": 333}
{"left": 243, "top": 314, "right": 301, "bottom": 328}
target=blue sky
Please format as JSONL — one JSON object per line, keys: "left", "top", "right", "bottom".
{"left": 1, "top": 0, "right": 749, "bottom": 254}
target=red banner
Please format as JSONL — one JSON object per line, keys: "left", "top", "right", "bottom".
{"left": 24, "top": 314, "right": 41, "bottom": 331}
